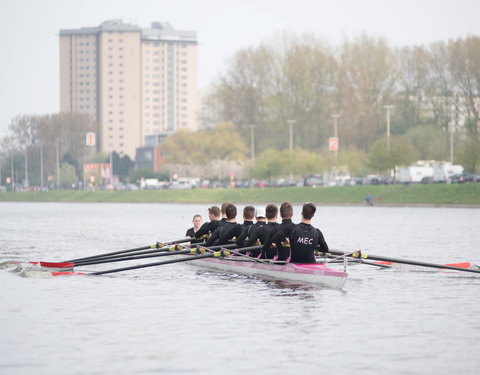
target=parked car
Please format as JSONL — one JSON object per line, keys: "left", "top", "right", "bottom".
{"left": 421, "top": 176, "right": 434, "bottom": 184}
{"left": 449, "top": 174, "right": 465, "bottom": 183}
{"left": 304, "top": 175, "right": 324, "bottom": 187}
{"left": 464, "top": 173, "right": 480, "bottom": 182}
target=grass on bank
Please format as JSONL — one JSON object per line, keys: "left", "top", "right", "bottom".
{"left": 1, "top": 183, "right": 480, "bottom": 205}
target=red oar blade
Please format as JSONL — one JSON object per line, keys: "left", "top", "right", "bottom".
{"left": 40, "top": 261, "right": 75, "bottom": 269}
{"left": 51, "top": 271, "right": 86, "bottom": 276}
{"left": 445, "top": 262, "right": 477, "bottom": 269}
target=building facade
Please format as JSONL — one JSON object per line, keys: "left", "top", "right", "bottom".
{"left": 59, "top": 20, "right": 198, "bottom": 158}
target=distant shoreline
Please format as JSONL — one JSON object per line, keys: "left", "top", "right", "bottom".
{"left": 1, "top": 184, "right": 479, "bottom": 206}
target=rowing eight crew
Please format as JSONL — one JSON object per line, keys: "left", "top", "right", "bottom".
{"left": 186, "top": 202, "right": 328, "bottom": 264}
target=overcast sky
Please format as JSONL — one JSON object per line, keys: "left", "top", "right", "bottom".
{"left": 1, "top": 0, "right": 479, "bottom": 138}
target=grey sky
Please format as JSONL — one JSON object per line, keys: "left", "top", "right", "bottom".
{"left": 1, "top": 0, "right": 479, "bottom": 138}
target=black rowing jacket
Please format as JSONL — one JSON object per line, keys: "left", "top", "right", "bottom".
{"left": 185, "top": 227, "right": 203, "bottom": 243}
{"left": 262, "top": 219, "right": 296, "bottom": 261}
{"left": 288, "top": 223, "right": 328, "bottom": 264}
{"left": 194, "top": 219, "right": 224, "bottom": 239}
{"left": 206, "top": 221, "right": 242, "bottom": 246}
{"left": 236, "top": 221, "right": 265, "bottom": 248}
{"left": 245, "top": 222, "right": 279, "bottom": 257}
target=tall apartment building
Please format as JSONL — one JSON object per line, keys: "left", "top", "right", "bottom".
{"left": 59, "top": 20, "right": 198, "bottom": 158}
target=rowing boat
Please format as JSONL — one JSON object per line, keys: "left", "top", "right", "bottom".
{"left": 189, "top": 256, "right": 348, "bottom": 289}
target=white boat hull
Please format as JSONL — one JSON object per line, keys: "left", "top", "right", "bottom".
{"left": 189, "top": 257, "right": 347, "bottom": 289}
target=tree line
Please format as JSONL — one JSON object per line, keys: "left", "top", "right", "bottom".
{"left": 2, "top": 33, "right": 480, "bottom": 187}
{"left": 0, "top": 113, "right": 134, "bottom": 189}
{"left": 201, "top": 33, "right": 480, "bottom": 175}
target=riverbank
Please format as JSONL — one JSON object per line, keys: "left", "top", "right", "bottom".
{"left": 1, "top": 183, "right": 480, "bottom": 206}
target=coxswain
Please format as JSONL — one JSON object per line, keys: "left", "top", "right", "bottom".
{"left": 288, "top": 202, "right": 328, "bottom": 264}
{"left": 245, "top": 204, "right": 279, "bottom": 257}
{"left": 206, "top": 204, "right": 242, "bottom": 246}
{"left": 195, "top": 206, "right": 221, "bottom": 240}
{"left": 262, "top": 202, "right": 295, "bottom": 261}
{"left": 185, "top": 214, "right": 203, "bottom": 243}
{"left": 236, "top": 207, "right": 266, "bottom": 248}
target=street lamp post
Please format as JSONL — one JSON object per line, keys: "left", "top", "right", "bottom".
{"left": 11, "top": 153, "right": 15, "bottom": 192}
{"left": 384, "top": 105, "right": 393, "bottom": 151}
{"left": 243, "top": 124, "right": 257, "bottom": 161}
{"left": 24, "top": 147, "right": 29, "bottom": 188}
{"left": 40, "top": 144, "right": 44, "bottom": 189}
{"left": 331, "top": 114, "right": 340, "bottom": 161}
{"left": 56, "top": 140, "right": 60, "bottom": 189}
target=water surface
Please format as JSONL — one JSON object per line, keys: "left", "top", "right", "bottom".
{"left": 1, "top": 202, "right": 479, "bottom": 374}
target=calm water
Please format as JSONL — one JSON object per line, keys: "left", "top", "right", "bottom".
{"left": 1, "top": 202, "right": 479, "bottom": 375}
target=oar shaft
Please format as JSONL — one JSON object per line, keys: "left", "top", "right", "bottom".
{"left": 91, "top": 253, "right": 216, "bottom": 275}
{"left": 328, "top": 250, "right": 480, "bottom": 274}
{"left": 74, "top": 249, "right": 193, "bottom": 267}
{"left": 74, "top": 242, "right": 207, "bottom": 263}
{"left": 73, "top": 242, "right": 235, "bottom": 267}
{"left": 65, "top": 245, "right": 157, "bottom": 263}
{"left": 64, "top": 238, "right": 193, "bottom": 263}
{"left": 89, "top": 245, "right": 262, "bottom": 276}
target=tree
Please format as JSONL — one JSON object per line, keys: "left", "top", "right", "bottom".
{"left": 337, "top": 147, "right": 368, "bottom": 176}
{"left": 456, "top": 136, "right": 480, "bottom": 172}
{"left": 109, "top": 151, "right": 134, "bottom": 178}
{"left": 59, "top": 163, "right": 77, "bottom": 188}
{"left": 250, "top": 149, "right": 286, "bottom": 180}
{"left": 405, "top": 125, "right": 447, "bottom": 160}
{"left": 367, "top": 136, "right": 419, "bottom": 174}
{"left": 282, "top": 148, "right": 324, "bottom": 177}
{"left": 337, "top": 34, "right": 397, "bottom": 150}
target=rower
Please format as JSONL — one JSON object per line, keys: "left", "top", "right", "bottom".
{"left": 219, "top": 202, "right": 232, "bottom": 226}
{"left": 195, "top": 206, "right": 221, "bottom": 240}
{"left": 206, "top": 204, "right": 242, "bottom": 246}
{"left": 236, "top": 206, "right": 266, "bottom": 248}
{"left": 288, "top": 202, "right": 328, "bottom": 264}
{"left": 262, "top": 202, "right": 296, "bottom": 261}
{"left": 240, "top": 206, "right": 255, "bottom": 230}
{"left": 185, "top": 214, "right": 203, "bottom": 244}
{"left": 245, "top": 204, "right": 279, "bottom": 257}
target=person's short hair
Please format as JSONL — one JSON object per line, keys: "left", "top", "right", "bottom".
{"left": 226, "top": 204, "right": 237, "bottom": 220}
{"left": 208, "top": 206, "right": 221, "bottom": 218}
{"left": 280, "top": 202, "right": 293, "bottom": 219}
{"left": 243, "top": 205, "right": 255, "bottom": 220}
{"left": 192, "top": 214, "right": 202, "bottom": 221}
{"left": 265, "top": 204, "right": 278, "bottom": 220}
{"left": 302, "top": 202, "right": 316, "bottom": 220}
{"left": 221, "top": 202, "right": 232, "bottom": 215}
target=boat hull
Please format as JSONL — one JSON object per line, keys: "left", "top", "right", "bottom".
{"left": 189, "top": 257, "right": 347, "bottom": 289}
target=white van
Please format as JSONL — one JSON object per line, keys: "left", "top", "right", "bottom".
{"left": 432, "top": 164, "right": 464, "bottom": 183}
{"left": 399, "top": 166, "right": 433, "bottom": 183}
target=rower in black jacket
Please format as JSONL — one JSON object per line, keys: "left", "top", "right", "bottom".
{"left": 288, "top": 202, "right": 328, "bottom": 264}
{"left": 262, "top": 202, "right": 296, "bottom": 261}
{"left": 195, "top": 206, "right": 221, "bottom": 240}
{"left": 239, "top": 205, "right": 255, "bottom": 230}
{"left": 218, "top": 202, "right": 232, "bottom": 226}
{"left": 245, "top": 204, "right": 279, "bottom": 257}
{"left": 236, "top": 207, "right": 267, "bottom": 248}
{"left": 206, "top": 204, "right": 242, "bottom": 246}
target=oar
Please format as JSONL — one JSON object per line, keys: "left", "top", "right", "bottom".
{"left": 326, "top": 250, "right": 480, "bottom": 274}
{"left": 41, "top": 243, "right": 236, "bottom": 269}
{"left": 70, "top": 241, "right": 207, "bottom": 264}
{"left": 63, "top": 238, "right": 193, "bottom": 263}
{"left": 90, "top": 245, "right": 263, "bottom": 276}
{"left": 318, "top": 254, "right": 392, "bottom": 269}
